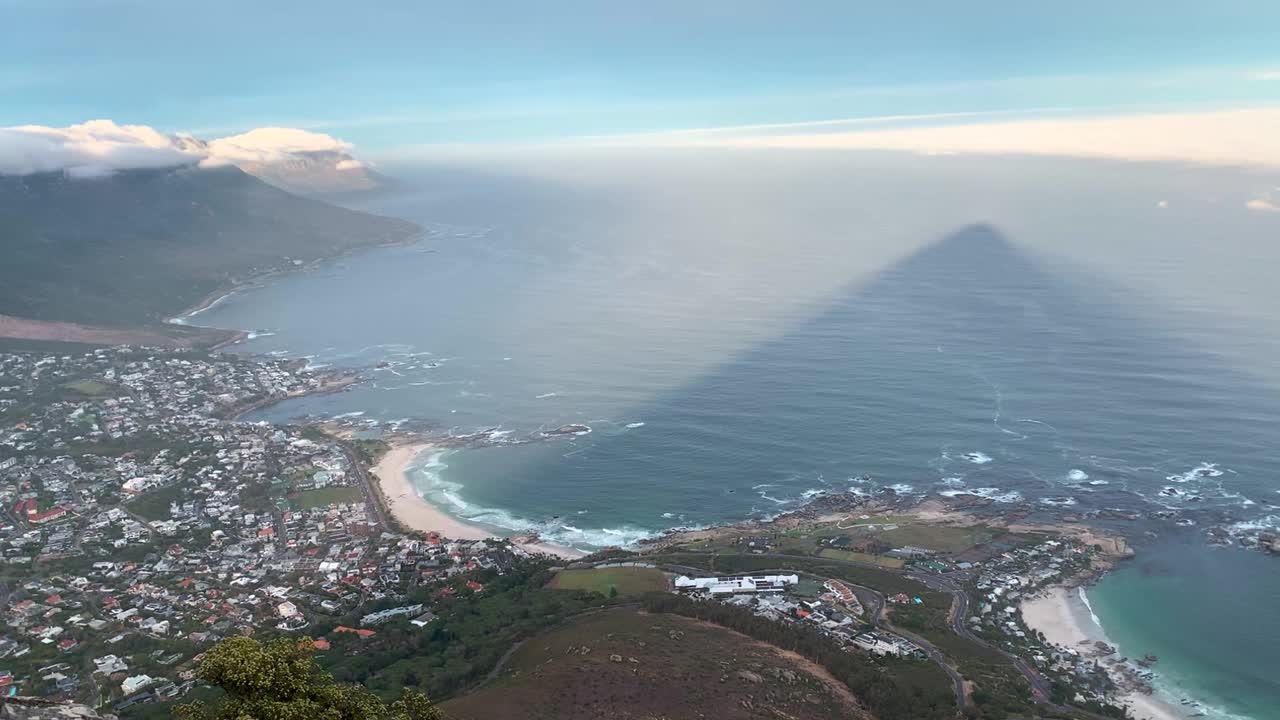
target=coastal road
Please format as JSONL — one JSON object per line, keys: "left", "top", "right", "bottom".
{"left": 334, "top": 439, "right": 391, "bottom": 531}
{"left": 638, "top": 560, "right": 971, "bottom": 711}
{"left": 662, "top": 552, "right": 1120, "bottom": 720}
{"left": 905, "top": 571, "right": 1058, "bottom": 702}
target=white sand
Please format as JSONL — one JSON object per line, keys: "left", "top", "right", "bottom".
{"left": 1021, "top": 587, "right": 1187, "bottom": 720}
{"left": 372, "top": 441, "right": 583, "bottom": 559}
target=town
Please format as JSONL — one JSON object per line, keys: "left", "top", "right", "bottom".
{"left": 0, "top": 348, "right": 529, "bottom": 712}
{"left": 0, "top": 346, "right": 1137, "bottom": 720}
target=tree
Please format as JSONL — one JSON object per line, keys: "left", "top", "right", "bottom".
{"left": 178, "top": 636, "right": 443, "bottom": 720}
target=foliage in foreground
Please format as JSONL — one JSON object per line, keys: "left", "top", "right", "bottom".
{"left": 177, "top": 636, "right": 443, "bottom": 720}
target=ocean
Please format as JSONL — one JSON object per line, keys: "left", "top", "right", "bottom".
{"left": 192, "top": 150, "right": 1280, "bottom": 717}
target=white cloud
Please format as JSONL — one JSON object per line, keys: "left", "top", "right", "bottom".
{"left": 1253, "top": 70, "right": 1280, "bottom": 81}
{"left": 0, "top": 120, "right": 203, "bottom": 176}
{"left": 203, "top": 127, "right": 353, "bottom": 167}
{"left": 1245, "top": 195, "right": 1280, "bottom": 213}
{"left": 627, "top": 108, "right": 1280, "bottom": 169}
{"left": 0, "top": 119, "right": 364, "bottom": 179}
{"left": 1156, "top": 200, "right": 1169, "bottom": 209}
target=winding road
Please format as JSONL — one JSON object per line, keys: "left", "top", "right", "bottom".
{"left": 640, "top": 551, "right": 1118, "bottom": 720}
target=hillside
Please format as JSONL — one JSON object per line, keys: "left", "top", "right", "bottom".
{"left": 443, "top": 607, "right": 874, "bottom": 720}
{"left": 0, "top": 165, "right": 419, "bottom": 329}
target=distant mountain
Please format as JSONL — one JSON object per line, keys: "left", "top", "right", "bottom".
{"left": 236, "top": 149, "right": 393, "bottom": 196}
{"left": 0, "top": 165, "right": 420, "bottom": 331}
{"left": 171, "top": 131, "right": 390, "bottom": 196}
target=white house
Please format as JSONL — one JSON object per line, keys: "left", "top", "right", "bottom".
{"left": 121, "top": 674, "right": 154, "bottom": 695}
{"left": 673, "top": 574, "right": 799, "bottom": 596}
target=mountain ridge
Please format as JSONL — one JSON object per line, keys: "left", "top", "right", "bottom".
{"left": 0, "top": 164, "right": 420, "bottom": 339}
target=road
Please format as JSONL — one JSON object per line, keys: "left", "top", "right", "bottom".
{"left": 334, "top": 439, "right": 391, "bottom": 530}
{"left": 639, "top": 560, "right": 971, "bottom": 710}
{"left": 650, "top": 552, "right": 1119, "bottom": 720}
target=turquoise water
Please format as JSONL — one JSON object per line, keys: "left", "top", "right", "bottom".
{"left": 1089, "top": 539, "right": 1280, "bottom": 719}
{"left": 195, "top": 152, "right": 1280, "bottom": 716}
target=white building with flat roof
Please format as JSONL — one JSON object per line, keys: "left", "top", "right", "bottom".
{"left": 674, "top": 574, "right": 798, "bottom": 595}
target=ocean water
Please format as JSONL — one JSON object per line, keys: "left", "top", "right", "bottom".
{"left": 195, "top": 151, "right": 1280, "bottom": 717}
{"left": 1088, "top": 539, "right": 1280, "bottom": 720}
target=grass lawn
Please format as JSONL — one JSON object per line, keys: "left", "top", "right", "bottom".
{"left": 818, "top": 548, "right": 906, "bottom": 568}
{"left": 128, "top": 482, "right": 187, "bottom": 520}
{"left": 548, "top": 567, "right": 670, "bottom": 597}
{"left": 294, "top": 485, "right": 363, "bottom": 509}
{"left": 877, "top": 524, "right": 1001, "bottom": 554}
{"left": 63, "top": 378, "right": 117, "bottom": 396}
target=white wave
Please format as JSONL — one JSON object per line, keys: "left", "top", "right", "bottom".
{"left": 1039, "top": 496, "right": 1078, "bottom": 507}
{"left": 661, "top": 512, "right": 676, "bottom": 519}
{"left": 941, "top": 477, "right": 966, "bottom": 488}
{"left": 939, "top": 487, "right": 1023, "bottom": 503}
{"left": 545, "top": 523, "right": 654, "bottom": 548}
{"left": 535, "top": 392, "right": 558, "bottom": 399}
{"left": 171, "top": 290, "right": 235, "bottom": 324}
{"left": 330, "top": 411, "right": 365, "bottom": 419}
{"left": 1067, "top": 469, "right": 1089, "bottom": 481}
{"left": 414, "top": 452, "right": 658, "bottom": 549}
{"left": 625, "top": 422, "right": 646, "bottom": 429}
{"left": 245, "top": 330, "right": 277, "bottom": 340}
{"left": 884, "top": 483, "right": 917, "bottom": 495}
{"left": 1088, "top": 479, "right": 1110, "bottom": 486}
{"left": 963, "top": 451, "right": 993, "bottom": 464}
{"left": 1078, "top": 588, "right": 1246, "bottom": 720}
{"left": 1227, "top": 516, "right": 1279, "bottom": 533}
{"left": 1166, "top": 462, "right": 1224, "bottom": 483}
{"left": 757, "top": 491, "right": 793, "bottom": 505}
{"left": 1078, "top": 587, "right": 1104, "bottom": 629}
{"left": 800, "top": 488, "right": 827, "bottom": 499}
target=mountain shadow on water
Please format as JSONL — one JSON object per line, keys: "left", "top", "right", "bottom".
{"left": 459, "top": 223, "right": 1280, "bottom": 529}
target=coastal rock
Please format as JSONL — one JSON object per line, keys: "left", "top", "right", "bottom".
{"left": 542, "top": 424, "right": 592, "bottom": 437}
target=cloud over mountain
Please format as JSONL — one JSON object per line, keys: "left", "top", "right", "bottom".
{"left": 0, "top": 120, "right": 379, "bottom": 193}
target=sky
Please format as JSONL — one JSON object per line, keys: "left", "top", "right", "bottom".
{"left": 3, "top": 0, "right": 1280, "bottom": 152}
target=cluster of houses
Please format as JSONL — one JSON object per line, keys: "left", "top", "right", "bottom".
{"left": 966, "top": 537, "right": 1118, "bottom": 700}
{"left": 672, "top": 572, "right": 924, "bottom": 658}
{"left": 0, "top": 348, "right": 524, "bottom": 709}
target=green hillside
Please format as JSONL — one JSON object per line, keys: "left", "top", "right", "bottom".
{"left": 0, "top": 165, "right": 419, "bottom": 326}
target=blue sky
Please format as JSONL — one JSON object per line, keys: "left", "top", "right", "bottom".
{"left": 3, "top": 1, "right": 1278, "bottom": 148}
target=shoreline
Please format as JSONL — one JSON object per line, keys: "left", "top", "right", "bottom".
{"left": 1020, "top": 586, "right": 1189, "bottom": 720}
{"left": 166, "top": 229, "right": 425, "bottom": 334}
{"left": 370, "top": 439, "right": 584, "bottom": 560}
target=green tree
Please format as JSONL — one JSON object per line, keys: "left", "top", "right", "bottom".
{"left": 178, "top": 636, "right": 443, "bottom": 720}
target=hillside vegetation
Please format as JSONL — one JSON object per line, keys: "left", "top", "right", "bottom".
{"left": 0, "top": 166, "right": 419, "bottom": 327}
{"left": 444, "top": 607, "right": 874, "bottom": 720}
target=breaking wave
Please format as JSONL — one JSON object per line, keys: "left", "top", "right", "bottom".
{"left": 938, "top": 487, "right": 1023, "bottom": 503}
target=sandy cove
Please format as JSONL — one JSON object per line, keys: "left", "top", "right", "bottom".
{"left": 370, "top": 440, "right": 584, "bottom": 560}
{"left": 1020, "top": 587, "right": 1186, "bottom": 720}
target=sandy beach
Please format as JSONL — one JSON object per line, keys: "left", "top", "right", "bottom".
{"left": 371, "top": 440, "right": 584, "bottom": 559}
{"left": 1021, "top": 587, "right": 1186, "bottom": 720}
